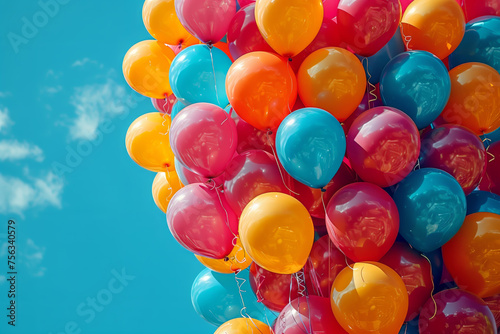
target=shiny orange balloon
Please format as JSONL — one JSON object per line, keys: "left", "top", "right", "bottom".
{"left": 142, "top": 0, "right": 197, "bottom": 46}
{"left": 441, "top": 62, "right": 500, "bottom": 135}
{"left": 401, "top": 0, "right": 465, "bottom": 59}
{"left": 298, "top": 47, "right": 366, "bottom": 122}
{"left": 122, "top": 40, "right": 175, "bottom": 99}
{"left": 442, "top": 212, "right": 500, "bottom": 298}
{"left": 239, "top": 192, "right": 314, "bottom": 274}
{"left": 255, "top": 0, "right": 323, "bottom": 57}
{"left": 226, "top": 52, "right": 297, "bottom": 131}
{"left": 331, "top": 262, "right": 409, "bottom": 334}
{"left": 195, "top": 237, "right": 252, "bottom": 274}
{"left": 214, "top": 318, "right": 272, "bottom": 334}
{"left": 152, "top": 171, "right": 183, "bottom": 213}
{"left": 125, "top": 112, "right": 175, "bottom": 172}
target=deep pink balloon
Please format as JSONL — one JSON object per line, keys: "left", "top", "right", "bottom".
{"left": 484, "top": 294, "right": 500, "bottom": 330}
{"left": 233, "top": 112, "right": 273, "bottom": 154}
{"left": 419, "top": 289, "right": 497, "bottom": 334}
{"left": 166, "top": 183, "right": 238, "bottom": 259}
{"left": 170, "top": 103, "right": 237, "bottom": 178}
{"left": 326, "top": 182, "right": 399, "bottom": 262}
{"left": 346, "top": 106, "right": 421, "bottom": 187}
{"left": 462, "top": 0, "right": 500, "bottom": 22}
{"left": 342, "top": 90, "right": 383, "bottom": 136}
{"left": 151, "top": 94, "right": 177, "bottom": 114}
{"left": 479, "top": 141, "right": 500, "bottom": 196}
{"left": 175, "top": 0, "right": 236, "bottom": 44}
{"left": 237, "top": 0, "right": 255, "bottom": 7}
{"left": 323, "top": 0, "right": 340, "bottom": 19}
{"left": 176, "top": 159, "right": 226, "bottom": 186}
{"left": 420, "top": 124, "right": 486, "bottom": 195}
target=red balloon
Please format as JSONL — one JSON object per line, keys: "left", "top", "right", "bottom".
{"left": 151, "top": 94, "right": 177, "bottom": 114}
{"left": 479, "top": 141, "right": 500, "bottom": 196}
{"left": 380, "top": 242, "right": 434, "bottom": 321}
{"left": 176, "top": 159, "right": 225, "bottom": 186}
{"left": 326, "top": 182, "right": 399, "bottom": 262}
{"left": 233, "top": 112, "right": 273, "bottom": 154}
{"left": 346, "top": 106, "right": 421, "bottom": 187}
{"left": 484, "top": 294, "right": 500, "bottom": 331}
{"left": 323, "top": 0, "right": 340, "bottom": 19}
{"left": 342, "top": 90, "right": 383, "bottom": 136}
{"left": 461, "top": 0, "right": 500, "bottom": 21}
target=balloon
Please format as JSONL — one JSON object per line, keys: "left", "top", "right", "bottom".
{"left": 346, "top": 106, "right": 420, "bottom": 187}
{"left": 401, "top": 0, "right": 465, "bottom": 59}
{"left": 239, "top": 193, "right": 314, "bottom": 274}
{"left": 276, "top": 108, "right": 346, "bottom": 188}
{"left": 461, "top": 0, "right": 500, "bottom": 21}
{"left": 479, "top": 141, "right": 500, "bottom": 195}
{"left": 151, "top": 94, "right": 177, "bottom": 114}
{"left": 191, "top": 269, "right": 276, "bottom": 326}
{"left": 195, "top": 237, "right": 252, "bottom": 274}
{"left": 174, "top": 0, "right": 236, "bottom": 44}
{"left": 380, "top": 242, "right": 434, "bottom": 321}
{"left": 233, "top": 113, "right": 272, "bottom": 154}
{"left": 442, "top": 212, "right": 500, "bottom": 298}
{"left": 337, "top": 0, "right": 401, "bottom": 57}
{"left": 484, "top": 294, "right": 500, "bottom": 331}
{"left": 275, "top": 296, "right": 347, "bottom": 334}
{"left": 441, "top": 62, "right": 500, "bottom": 135}
{"left": 399, "top": 319, "right": 419, "bottom": 334}
{"left": 323, "top": 0, "right": 340, "bottom": 19}
{"left": 166, "top": 183, "right": 238, "bottom": 259}
{"left": 152, "top": 171, "right": 183, "bottom": 213}
{"left": 467, "top": 191, "right": 500, "bottom": 216}
{"left": 170, "top": 103, "right": 237, "bottom": 178}
{"left": 419, "top": 289, "right": 497, "bottom": 333}
{"left": 254, "top": 0, "right": 323, "bottom": 57}
{"left": 226, "top": 51, "right": 297, "bottom": 131}
{"left": 169, "top": 44, "right": 232, "bottom": 108}
{"left": 215, "top": 318, "right": 272, "bottom": 334}
{"left": 326, "top": 182, "right": 399, "bottom": 262}
{"left": 125, "top": 112, "right": 175, "bottom": 172}
{"left": 297, "top": 47, "right": 366, "bottom": 122}
{"left": 170, "top": 100, "right": 186, "bottom": 119}
{"left": 424, "top": 248, "right": 444, "bottom": 289}
{"left": 342, "top": 90, "right": 383, "bottom": 136}
{"left": 392, "top": 168, "right": 467, "bottom": 253}
{"left": 331, "top": 262, "right": 409, "bottom": 334}
{"left": 449, "top": 16, "right": 500, "bottom": 73}
{"left": 379, "top": 51, "right": 451, "bottom": 129}
{"left": 174, "top": 157, "right": 225, "bottom": 186}
{"left": 419, "top": 124, "right": 486, "bottom": 195}
{"left": 237, "top": 0, "right": 255, "bottom": 7}
{"left": 122, "top": 40, "right": 175, "bottom": 99}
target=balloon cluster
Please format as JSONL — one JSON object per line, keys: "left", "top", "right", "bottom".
{"left": 123, "top": 0, "right": 500, "bottom": 333}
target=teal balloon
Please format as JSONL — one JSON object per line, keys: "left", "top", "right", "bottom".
{"left": 392, "top": 168, "right": 466, "bottom": 253}
{"left": 399, "top": 317, "right": 419, "bottom": 334}
{"left": 169, "top": 45, "right": 231, "bottom": 108}
{"left": 466, "top": 190, "right": 500, "bottom": 216}
{"left": 380, "top": 51, "right": 451, "bottom": 130}
{"left": 480, "top": 126, "right": 500, "bottom": 147}
{"left": 191, "top": 268, "right": 277, "bottom": 326}
{"left": 170, "top": 100, "right": 187, "bottom": 119}
{"left": 276, "top": 108, "right": 346, "bottom": 189}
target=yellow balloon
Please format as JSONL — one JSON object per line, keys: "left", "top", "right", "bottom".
{"left": 125, "top": 112, "right": 175, "bottom": 173}
{"left": 122, "top": 40, "right": 175, "bottom": 99}
{"left": 195, "top": 237, "right": 252, "bottom": 274}
{"left": 152, "top": 171, "right": 183, "bottom": 213}
{"left": 214, "top": 318, "right": 272, "bottom": 334}
{"left": 239, "top": 192, "right": 314, "bottom": 274}
{"left": 255, "top": 0, "right": 324, "bottom": 57}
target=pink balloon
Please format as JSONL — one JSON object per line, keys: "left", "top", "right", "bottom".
{"left": 233, "top": 113, "right": 273, "bottom": 154}
{"left": 175, "top": 0, "right": 236, "bottom": 44}
{"left": 166, "top": 183, "right": 238, "bottom": 259}
{"left": 151, "top": 94, "right": 177, "bottom": 114}
{"left": 170, "top": 103, "right": 237, "bottom": 178}
{"left": 237, "top": 0, "right": 255, "bottom": 7}
{"left": 176, "top": 159, "right": 226, "bottom": 186}
{"left": 342, "top": 90, "right": 383, "bottom": 136}
{"left": 167, "top": 44, "right": 185, "bottom": 55}
{"left": 323, "top": 0, "right": 340, "bottom": 19}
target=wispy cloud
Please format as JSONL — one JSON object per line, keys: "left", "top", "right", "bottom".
{"left": 0, "top": 238, "right": 46, "bottom": 278}
{"left": 72, "top": 58, "right": 102, "bottom": 68}
{"left": 43, "top": 85, "right": 63, "bottom": 95}
{"left": 0, "top": 139, "right": 44, "bottom": 162}
{"left": 0, "top": 92, "right": 11, "bottom": 98}
{"left": 0, "top": 107, "right": 13, "bottom": 133}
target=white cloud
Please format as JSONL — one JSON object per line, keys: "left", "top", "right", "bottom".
{"left": 72, "top": 57, "right": 91, "bottom": 67}
{"left": 0, "top": 91, "right": 11, "bottom": 98}
{"left": 0, "top": 140, "right": 44, "bottom": 162}
{"left": 0, "top": 239, "right": 46, "bottom": 278}
{"left": 0, "top": 107, "right": 13, "bottom": 132}
{"left": 43, "top": 85, "right": 63, "bottom": 94}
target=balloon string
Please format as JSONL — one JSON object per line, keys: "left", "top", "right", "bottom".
{"left": 290, "top": 272, "right": 312, "bottom": 334}
{"left": 482, "top": 132, "right": 495, "bottom": 163}
{"left": 413, "top": 158, "right": 421, "bottom": 171}
{"left": 234, "top": 271, "right": 265, "bottom": 334}
{"left": 361, "top": 57, "right": 377, "bottom": 109}
{"left": 255, "top": 273, "right": 266, "bottom": 303}
{"left": 307, "top": 257, "right": 323, "bottom": 297}
{"left": 400, "top": 23, "right": 413, "bottom": 51}
{"left": 421, "top": 254, "right": 438, "bottom": 320}
{"left": 161, "top": 94, "right": 169, "bottom": 114}
{"left": 266, "top": 131, "right": 300, "bottom": 196}
{"left": 160, "top": 108, "right": 171, "bottom": 136}
{"left": 208, "top": 45, "right": 222, "bottom": 108}
{"left": 214, "top": 184, "right": 238, "bottom": 239}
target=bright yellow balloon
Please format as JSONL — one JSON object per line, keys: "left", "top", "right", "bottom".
{"left": 122, "top": 40, "right": 175, "bottom": 99}
{"left": 152, "top": 171, "right": 183, "bottom": 213}
{"left": 214, "top": 318, "right": 272, "bottom": 334}
{"left": 239, "top": 192, "right": 314, "bottom": 274}
{"left": 125, "top": 112, "right": 175, "bottom": 173}
{"left": 255, "top": 0, "right": 324, "bottom": 57}
{"left": 195, "top": 237, "right": 252, "bottom": 274}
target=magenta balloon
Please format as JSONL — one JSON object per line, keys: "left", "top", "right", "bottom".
{"left": 237, "top": 0, "right": 255, "bottom": 7}
{"left": 420, "top": 124, "right": 486, "bottom": 195}
{"left": 323, "top": 0, "right": 340, "bottom": 19}
{"left": 346, "top": 106, "right": 420, "bottom": 187}
{"left": 176, "top": 159, "right": 226, "bottom": 186}
{"left": 170, "top": 103, "right": 237, "bottom": 178}
{"left": 151, "top": 94, "right": 177, "bottom": 114}
{"left": 175, "top": 0, "right": 236, "bottom": 44}
{"left": 166, "top": 183, "right": 238, "bottom": 259}
{"left": 234, "top": 113, "right": 273, "bottom": 154}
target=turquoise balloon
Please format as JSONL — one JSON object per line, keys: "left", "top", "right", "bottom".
{"left": 191, "top": 268, "right": 277, "bottom": 326}
{"left": 380, "top": 51, "right": 451, "bottom": 130}
{"left": 170, "top": 100, "right": 187, "bottom": 119}
{"left": 169, "top": 45, "right": 231, "bottom": 108}
{"left": 392, "top": 168, "right": 466, "bottom": 253}
{"left": 466, "top": 190, "right": 500, "bottom": 216}
{"left": 276, "top": 108, "right": 346, "bottom": 189}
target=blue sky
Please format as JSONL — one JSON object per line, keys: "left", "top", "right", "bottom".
{"left": 1, "top": 1, "right": 215, "bottom": 333}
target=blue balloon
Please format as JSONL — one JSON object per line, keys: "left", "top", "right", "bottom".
{"left": 191, "top": 268, "right": 277, "bottom": 326}
{"left": 170, "top": 100, "right": 187, "bottom": 119}
{"left": 466, "top": 190, "right": 500, "bottom": 216}
{"left": 169, "top": 44, "right": 232, "bottom": 108}
{"left": 392, "top": 168, "right": 466, "bottom": 253}
{"left": 276, "top": 108, "right": 346, "bottom": 189}
{"left": 449, "top": 16, "right": 500, "bottom": 73}
{"left": 481, "top": 126, "right": 500, "bottom": 147}
{"left": 399, "top": 317, "right": 419, "bottom": 334}
{"left": 380, "top": 51, "right": 451, "bottom": 130}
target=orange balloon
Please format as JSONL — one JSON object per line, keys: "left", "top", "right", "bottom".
{"left": 142, "top": 0, "right": 197, "bottom": 46}
{"left": 122, "top": 40, "right": 175, "bottom": 99}
{"left": 442, "top": 212, "right": 500, "bottom": 298}
{"left": 195, "top": 237, "right": 252, "bottom": 274}
{"left": 214, "top": 318, "right": 272, "bottom": 334}
{"left": 239, "top": 192, "right": 314, "bottom": 274}
{"left": 226, "top": 52, "right": 297, "bottom": 131}
{"left": 152, "top": 171, "right": 183, "bottom": 213}
{"left": 298, "top": 47, "right": 366, "bottom": 122}
{"left": 441, "top": 62, "right": 500, "bottom": 135}
{"left": 255, "top": 0, "right": 323, "bottom": 57}
{"left": 331, "top": 262, "right": 409, "bottom": 334}
{"left": 125, "top": 112, "right": 175, "bottom": 173}
{"left": 401, "top": 0, "right": 465, "bottom": 59}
